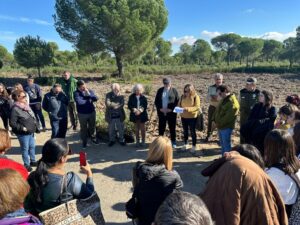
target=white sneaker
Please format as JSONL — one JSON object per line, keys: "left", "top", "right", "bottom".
{"left": 190, "top": 145, "right": 196, "bottom": 153}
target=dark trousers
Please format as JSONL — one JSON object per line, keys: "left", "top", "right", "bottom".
{"left": 158, "top": 112, "right": 177, "bottom": 142}
{"left": 30, "top": 104, "right": 46, "bottom": 128}
{"left": 207, "top": 105, "right": 216, "bottom": 137}
{"left": 68, "top": 102, "right": 78, "bottom": 127}
{"left": 50, "top": 118, "right": 68, "bottom": 138}
{"left": 78, "top": 112, "right": 96, "bottom": 145}
{"left": 0, "top": 113, "right": 9, "bottom": 130}
{"left": 181, "top": 118, "right": 197, "bottom": 146}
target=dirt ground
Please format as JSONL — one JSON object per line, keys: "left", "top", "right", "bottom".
{"left": 5, "top": 73, "right": 300, "bottom": 224}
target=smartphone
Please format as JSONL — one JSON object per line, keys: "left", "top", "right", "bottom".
{"left": 79, "top": 151, "right": 87, "bottom": 166}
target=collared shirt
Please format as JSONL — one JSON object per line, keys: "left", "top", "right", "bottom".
{"left": 162, "top": 88, "right": 169, "bottom": 109}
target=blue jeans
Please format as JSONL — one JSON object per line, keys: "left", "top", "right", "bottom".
{"left": 50, "top": 117, "right": 68, "bottom": 138}
{"left": 218, "top": 128, "right": 233, "bottom": 155}
{"left": 17, "top": 134, "right": 36, "bottom": 167}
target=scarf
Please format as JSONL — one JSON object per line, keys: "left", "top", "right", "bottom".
{"left": 14, "top": 102, "right": 36, "bottom": 119}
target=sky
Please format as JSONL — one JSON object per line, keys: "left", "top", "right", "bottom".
{"left": 0, "top": 0, "right": 300, "bottom": 53}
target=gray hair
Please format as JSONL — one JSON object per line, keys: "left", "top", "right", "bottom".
{"left": 154, "top": 191, "right": 214, "bottom": 225}
{"left": 132, "top": 84, "right": 144, "bottom": 94}
{"left": 214, "top": 73, "right": 223, "bottom": 80}
{"left": 111, "top": 83, "right": 120, "bottom": 91}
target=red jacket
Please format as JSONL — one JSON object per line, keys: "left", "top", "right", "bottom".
{"left": 0, "top": 158, "right": 28, "bottom": 179}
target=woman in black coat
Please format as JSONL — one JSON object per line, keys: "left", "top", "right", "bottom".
{"left": 130, "top": 136, "right": 183, "bottom": 225}
{"left": 128, "top": 84, "right": 148, "bottom": 147}
{"left": 240, "top": 90, "right": 277, "bottom": 155}
{"left": 0, "top": 83, "right": 11, "bottom": 130}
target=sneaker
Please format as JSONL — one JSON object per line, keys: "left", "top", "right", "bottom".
{"left": 30, "top": 161, "right": 38, "bottom": 167}
{"left": 190, "top": 146, "right": 196, "bottom": 154}
{"left": 25, "top": 165, "right": 33, "bottom": 172}
{"left": 108, "top": 141, "right": 115, "bottom": 147}
{"left": 92, "top": 138, "right": 100, "bottom": 145}
{"left": 120, "top": 142, "right": 126, "bottom": 146}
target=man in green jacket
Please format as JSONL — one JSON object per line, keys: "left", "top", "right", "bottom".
{"left": 59, "top": 71, "right": 78, "bottom": 130}
{"left": 213, "top": 85, "right": 239, "bottom": 155}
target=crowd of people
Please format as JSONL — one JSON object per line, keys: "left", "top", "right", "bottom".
{"left": 0, "top": 71, "right": 300, "bottom": 225}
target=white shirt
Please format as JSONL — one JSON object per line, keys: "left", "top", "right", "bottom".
{"left": 136, "top": 95, "right": 140, "bottom": 109}
{"left": 266, "top": 167, "right": 300, "bottom": 205}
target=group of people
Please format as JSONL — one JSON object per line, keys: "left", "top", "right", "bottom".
{"left": 1, "top": 71, "right": 300, "bottom": 225}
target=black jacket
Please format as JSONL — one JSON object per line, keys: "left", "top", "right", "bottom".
{"left": 128, "top": 94, "right": 148, "bottom": 123}
{"left": 9, "top": 105, "right": 38, "bottom": 135}
{"left": 0, "top": 96, "right": 12, "bottom": 116}
{"left": 134, "top": 163, "right": 183, "bottom": 225}
{"left": 42, "top": 91, "right": 69, "bottom": 120}
{"left": 241, "top": 103, "right": 277, "bottom": 153}
{"left": 154, "top": 87, "right": 179, "bottom": 116}
{"left": 25, "top": 172, "right": 94, "bottom": 216}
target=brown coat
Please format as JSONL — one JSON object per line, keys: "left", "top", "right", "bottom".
{"left": 201, "top": 153, "right": 288, "bottom": 225}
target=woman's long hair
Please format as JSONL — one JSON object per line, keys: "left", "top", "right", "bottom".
{"left": 264, "top": 129, "right": 300, "bottom": 174}
{"left": 0, "top": 83, "right": 9, "bottom": 98}
{"left": 146, "top": 136, "right": 173, "bottom": 171}
{"left": 261, "top": 90, "right": 273, "bottom": 109}
{"left": 28, "top": 138, "right": 69, "bottom": 203}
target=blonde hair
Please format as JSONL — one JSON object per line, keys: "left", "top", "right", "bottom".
{"left": 132, "top": 84, "right": 144, "bottom": 94}
{"left": 146, "top": 136, "right": 173, "bottom": 170}
{"left": 183, "top": 84, "right": 196, "bottom": 98}
{"left": 0, "top": 129, "right": 11, "bottom": 154}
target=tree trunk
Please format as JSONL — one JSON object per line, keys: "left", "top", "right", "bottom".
{"left": 115, "top": 54, "right": 123, "bottom": 77}
{"left": 252, "top": 59, "right": 255, "bottom": 67}
{"left": 227, "top": 53, "right": 230, "bottom": 66}
{"left": 289, "top": 59, "right": 293, "bottom": 69}
{"left": 37, "top": 66, "right": 41, "bottom": 78}
{"left": 246, "top": 56, "right": 249, "bottom": 67}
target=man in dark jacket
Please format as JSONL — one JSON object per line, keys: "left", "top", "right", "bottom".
{"left": 154, "top": 78, "right": 179, "bottom": 148}
{"left": 42, "top": 84, "right": 69, "bottom": 138}
{"left": 24, "top": 74, "right": 46, "bottom": 131}
{"left": 239, "top": 77, "right": 260, "bottom": 143}
{"left": 59, "top": 71, "right": 78, "bottom": 130}
{"left": 74, "top": 80, "right": 99, "bottom": 148}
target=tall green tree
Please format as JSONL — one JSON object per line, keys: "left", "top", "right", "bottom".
{"left": 155, "top": 38, "right": 172, "bottom": 64}
{"left": 13, "top": 36, "right": 54, "bottom": 77}
{"left": 238, "top": 38, "right": 263, "bottom": 67}
{"left": 280, "top": 37, "right": 299, "bottom": 68}
{"left": 262, "top": 40, "right": 283, "bottom": 62}
{"left": 211, "top": 33, "right": 242, "bottom": 65}
{"left": 178, "top": 43, "right": 193, "bottom": 64}
{"left": 191, "top": 39, "right": 212, "bottom": 64}
{"left": 54, "top": 0, "right": 168, "bottom": 76}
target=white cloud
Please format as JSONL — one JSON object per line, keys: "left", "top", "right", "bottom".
{"left": 243, "top": 8, "right": 255, "bottom": 14}
{"left": 258, "top": 31, "right": 296, "bottom": 42}
{"left": 201, "top": 30, "right": 222, "bottom": 39}
{"left": 0, "top": 14, "right": 52, "bottom": 26}
{"left": 169, "top": 36, "right": 197, "bottom": 46}
{"left": 0, "top": 31, "right": 20, "bottom": 42}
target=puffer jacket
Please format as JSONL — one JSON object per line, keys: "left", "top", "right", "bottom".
{"left": 42, "top": 90, "right": 69, "bottom": 120}
{"left": 133, "top": 162, "right": 183, "bottom": 225}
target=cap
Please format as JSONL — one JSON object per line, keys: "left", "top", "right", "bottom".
{"left": 163, "top": 77, "right": 171, "bottom": 85}
{"left": 246, "top": 77, "right": 257, "bottom": 84}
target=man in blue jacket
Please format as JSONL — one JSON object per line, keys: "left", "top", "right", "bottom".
{"left": 42, "top": 84, "right": 69, "bottom": 138}
{"left": 24, "top": 74, "right": 46, "bottom": 131}
{"left": 74, "top": 80, "right": 99, "bottom": 148}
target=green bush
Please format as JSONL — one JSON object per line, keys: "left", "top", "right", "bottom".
{"left": 35, "top": 76, "right": 57, "bottom": 86}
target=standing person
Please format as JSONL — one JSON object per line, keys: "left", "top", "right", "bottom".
{"left": 74, "top": 80, "right": 99, "bottom": 149}
{"left": 204, "top": 73, "right": 223, "bottom": 142}
{"left": 240, "top": 90, "right": 276, "bottom": 155}
{"left": 59, "top": 71, "right": 78, "bottom": 130}
{"left": 42, "top": 84, "right": 69, "bottom": 138}
{"left": 239, "top": 77, "right": 260, "bottom": 143}
{"left": 154, "top": 78, "right": 179, "bottom": 148}
{"left": 9, "top": 90, "right": 38, "bottom": 172}
{"left": 213, "top": 85, "right": 239, "bottom": 155}
{"left": 24, "top": 139, "right": 95, "bottom": 216}
{"left": 128, "top": 136, "right": 183, "bottom": 225}
{"left": 105, "top": 83, "right": 126, "bottom": 147}
{"left": 264, "top": 129, "right": 300, "bottom": 218}
{"left": 128, "top": 84, "right": 148, "bottom": 147}
{"left": 178, "top": 84, "right": 201, "bottom": 153}
{"left": 24, "top": 74, "right": 46, "bottom": 132}
{"left": 0, "top": 83, "right": 11, "bottom": 130}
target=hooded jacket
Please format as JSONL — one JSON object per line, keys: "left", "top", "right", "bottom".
{"left": 42, "top": 90, "right": 69, "bottom": 120}
{"left": 201, "top": 153, "right": 288, "bottom": 225}
{"left": 134, "top": 163, "right": 183, "bottom": 225}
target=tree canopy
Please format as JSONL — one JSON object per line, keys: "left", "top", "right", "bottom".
{"left": 54, "top": 0, "right": 168, "bottom": 76}
{"left": 13, "top": 35, "right": 54, "bottom": 77}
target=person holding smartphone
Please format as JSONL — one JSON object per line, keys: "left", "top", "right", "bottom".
{"left": 24, "top": 138, "right": 94, "bottom": 216}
